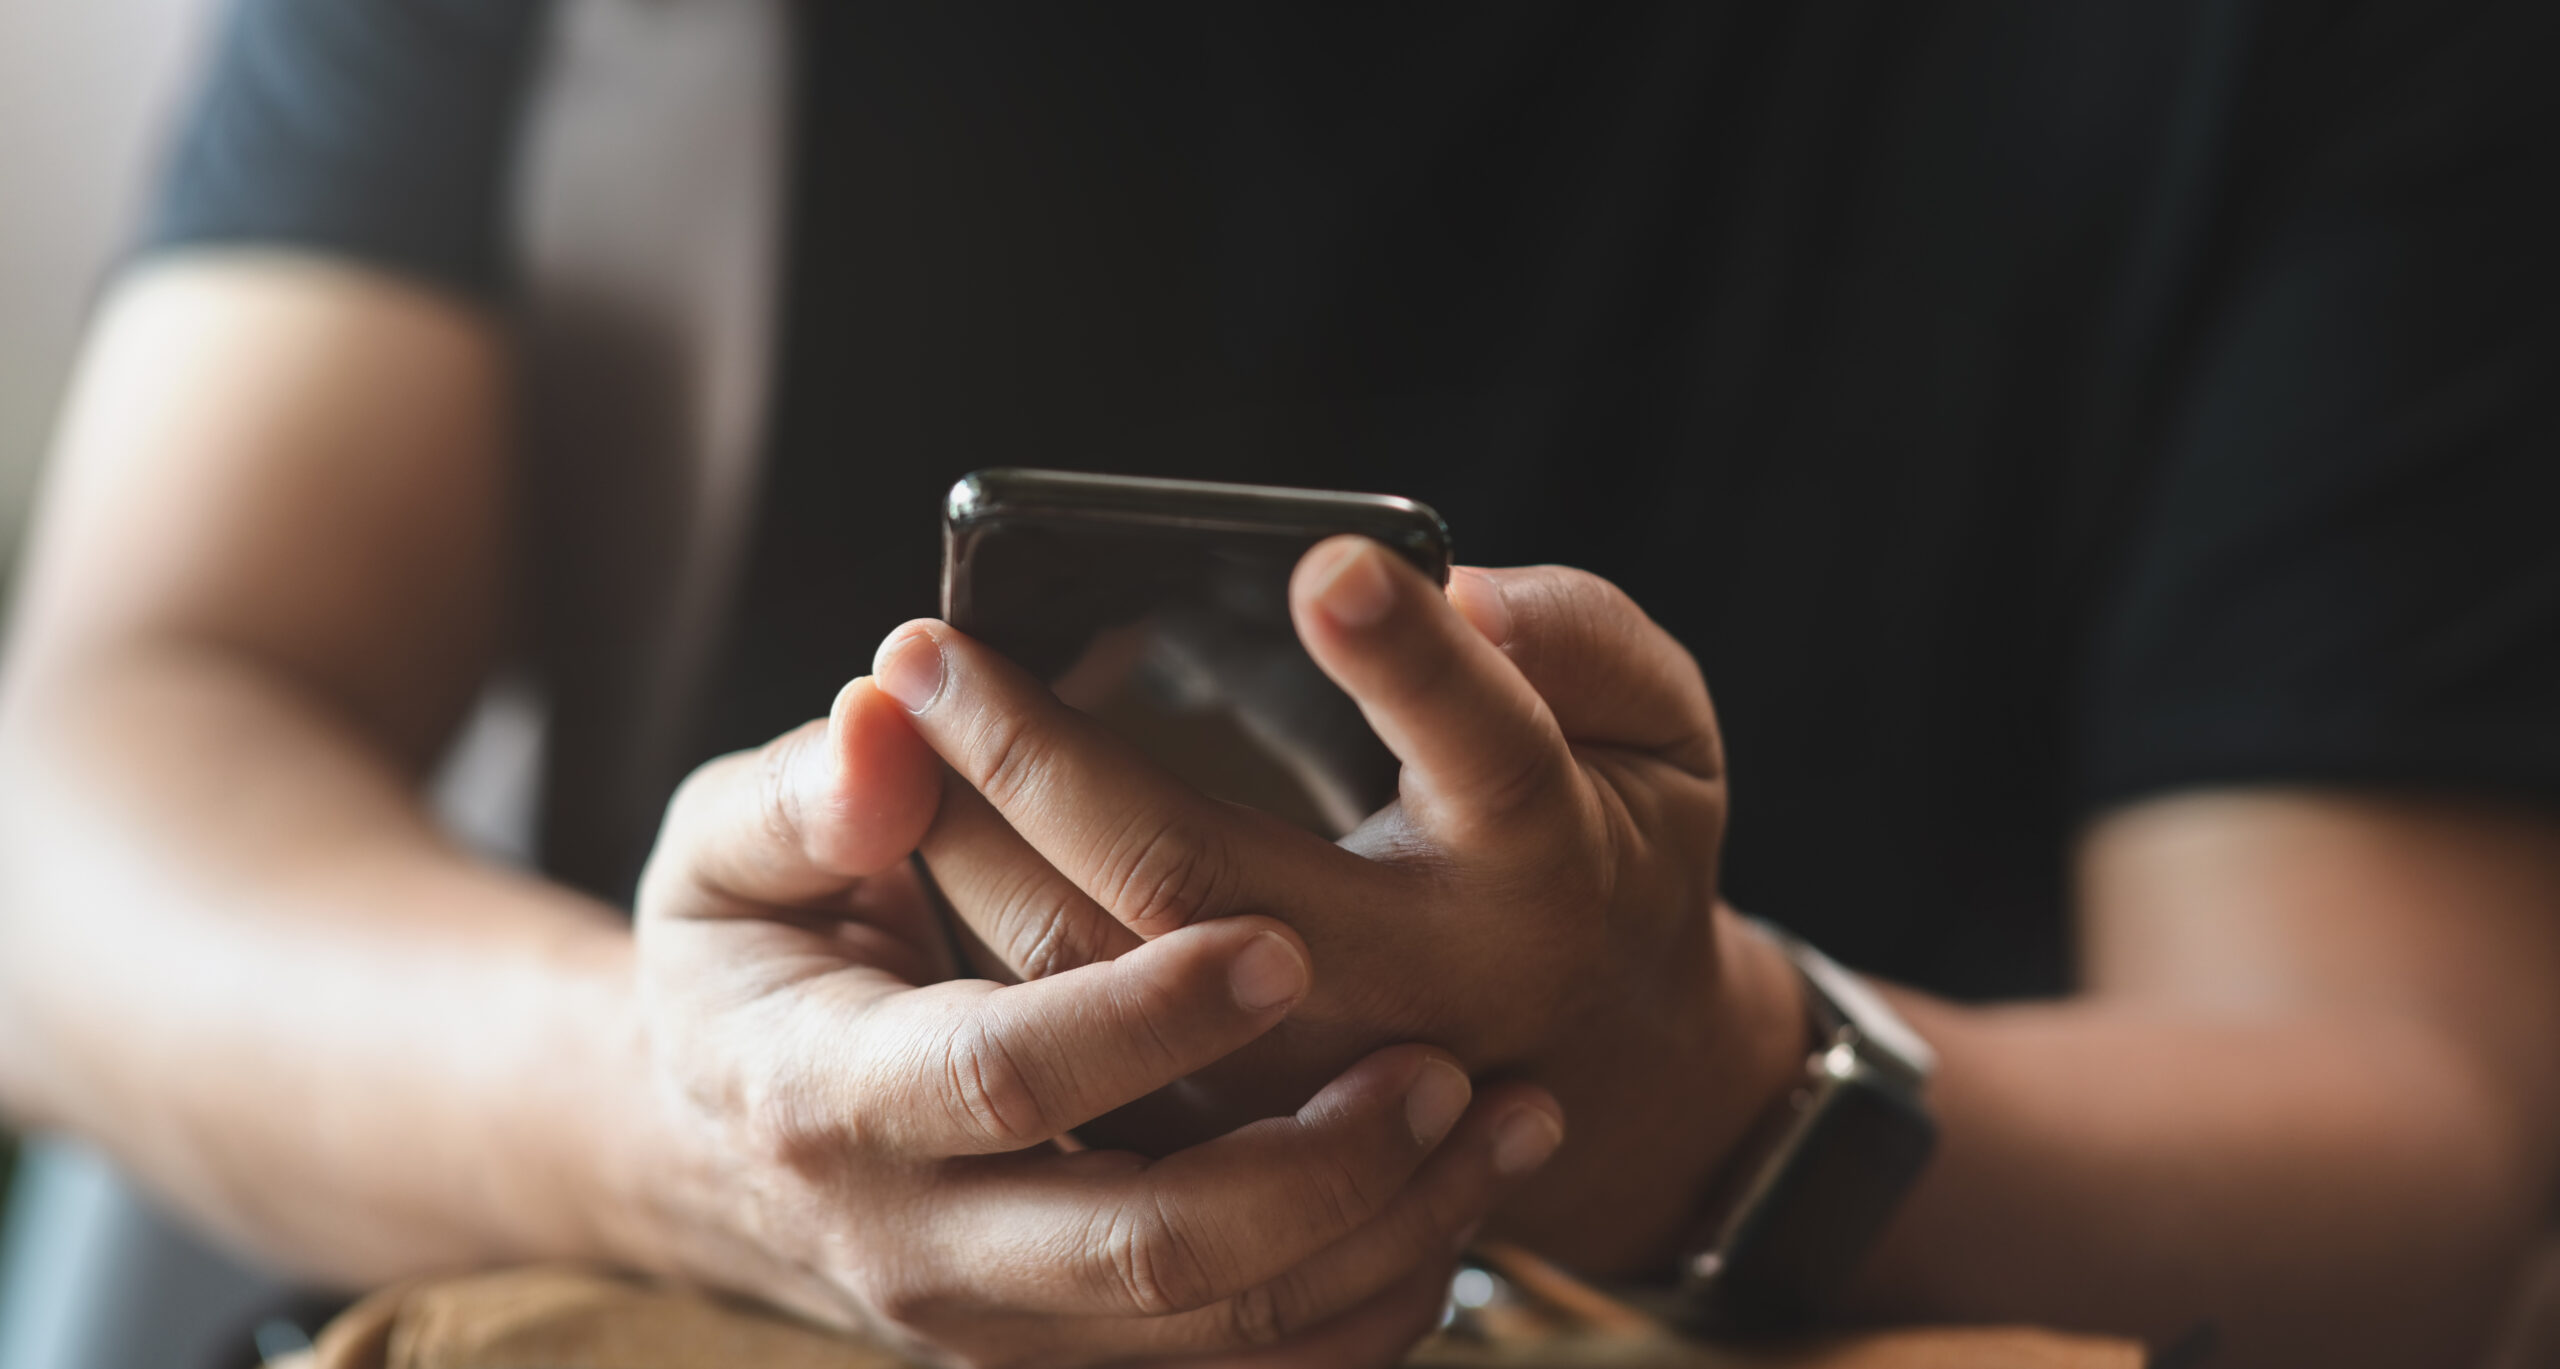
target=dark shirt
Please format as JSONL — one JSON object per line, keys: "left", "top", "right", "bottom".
{"left": 149, "top": 0, "right": 2560, "bottom": 999}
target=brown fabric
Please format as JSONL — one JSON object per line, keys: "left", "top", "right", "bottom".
{"left": 294, "top": 1269, "right": 904, "bottom": 1369}
{"left": 1413, "top": 1326, "right": 2147, "bottom": 1369}
{"left": 284, "top": 1267, "right": 2140, "bottom": 1369}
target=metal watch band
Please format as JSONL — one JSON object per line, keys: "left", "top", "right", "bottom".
{"left": 1671, "top": 921, "right": 1939, "bottom": 1335}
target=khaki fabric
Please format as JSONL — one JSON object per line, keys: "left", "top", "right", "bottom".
{"left": 280, "top": 1266, "right": 2140, "bottom": 1369}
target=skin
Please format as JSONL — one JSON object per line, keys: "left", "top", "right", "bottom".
{"left": 630, "top": 679, "right": 1566, "bottom": 1363}
{"left": 3, "top": 255, "right": 2557, "bottom": 1366}
{"left": 887, "top": 550, "right": 1806, "bottom": 1272}
{"left": 873, "top": 543, "right": 2560, "bottom": 1366}
{"left": 0, "top": 257, "right": 1563, "bottom": 1368}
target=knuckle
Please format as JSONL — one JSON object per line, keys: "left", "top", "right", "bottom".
{"left": 1472, "top": 746, "right": 1571, "bottom": 830}
{"left": 1303, "top": 1146, "right": 1389, "bottom": 1237}
{"left": 994, "top": 880, "right": 1112, "bottom": 983}
{"left": 849, "top": 1264, "right": 941, "bottom": 1331}
{"left": 639, "top": 754, "right": 747, "bottom": 900}
{"left": 1675, "top": 663, "right": 1726, "bottom": 778}
{"left": 1501, "top": 567, "right": 1570, "bottom": 645}
{"left": 1513, "top": 567, "right": 1617, "bottom": 658}
{"left": 1560, "top": 566, "right": 1639, "bottom": 624}
{"left": 678, "top": 743, "right": 761, "bottom": 822}
{"left": 1374, "top": 1182, "right": 1474, "bottom": 1278}
{"left": 1220, "top": 1282, "right": 1289, "bottom": 1349}
{"left": 752, "top": 732, "right": 812, "bottom": 859}
{"left": 732, "top": 1063, "right": 850, "bottom": 1179}
{"left": 658, "top": 757, "right": 722, "bottom": 838}
{"left": 965, "top": 708, "right": 1054, "bottom": 812}
{"left": 940, "top": 1016, "right": 1052, "bottom": 1151}
{"left": 1592, "top": 572, "right": 1645, "bottom": 624}
{"left": 1104, "top": 1198, "right": 1223, "bottom": 1316}
{"left": 1094, "top": 816, "right": 1228, "bottom": 933}
{"left": 1103, "top": 966, "right": 1192, "bottom": 1082}
{"left": 1423, "top": 746, "right": 1571, "bottom": 850}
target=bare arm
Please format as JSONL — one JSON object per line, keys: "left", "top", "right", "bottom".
{"left": 0, "top": 257, "right": 1553, "bottom": 1367}
{"left": 862, "top": 546, "right": 2560, "bottom": 1366}
{"left": 0, "top": 254, "right": 661, "bottom": 1277}
{"left": 1855, "top": 791, "right": 2560, "bottom": 1366}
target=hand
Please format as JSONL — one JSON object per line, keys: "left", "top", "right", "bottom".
{"left": 878, "top": 539, "right": 1806, "bottom": 1273}
{"left": 629, "top": 675, "right": 1566, "bottom": 1367}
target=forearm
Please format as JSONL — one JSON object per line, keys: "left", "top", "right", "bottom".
{"left": 0, "top": 643, "right": 671, "bottom": 1284}
{"left": 1855, "top": 992, "right": 2547, "bottom": 1367}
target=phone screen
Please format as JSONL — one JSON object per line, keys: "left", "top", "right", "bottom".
{"left": 941, "top": 470, "right": 1450, "bottom": 837}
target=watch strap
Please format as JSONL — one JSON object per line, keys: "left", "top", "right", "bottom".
{"left": 1673, "top": 923, "right": 1938, "bottom": 1335}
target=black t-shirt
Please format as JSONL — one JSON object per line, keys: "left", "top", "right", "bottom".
{"left": 149, "top": 0, "right": 2560, "bottom": 1000}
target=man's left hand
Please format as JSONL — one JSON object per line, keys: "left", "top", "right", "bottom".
{"left": 873, "top": 538, "right": 1807, "bottom": 1272}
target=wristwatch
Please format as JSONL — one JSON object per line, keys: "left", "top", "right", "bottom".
{"left": 1666, "top": 920, "right": 1938, "bottom": 1335}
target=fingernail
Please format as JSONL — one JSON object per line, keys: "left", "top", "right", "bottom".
{"left": 1313, "top": 540, "right": 1396, "bottom": 629}
{"left": 1228, "top": 932, "right": 1309, "bottom": 1012}
{"left": 1405, "top": 1059, "right": 1472, "bottom": 1149}
{"left": 1447, "top": 568, "right": 1513, "bottom": 648}
{"left": 1491, "top": 1107, "right": 1563, "bottom": 1176}
{"left": 873, "top": 627, "right": 946, "bottom": 714}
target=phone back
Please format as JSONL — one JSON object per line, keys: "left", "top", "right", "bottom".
{"left": 942, "top": 469, "right": 1450, "bottom": 835}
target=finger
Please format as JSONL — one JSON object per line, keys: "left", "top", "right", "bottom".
{"left": 1288, "top": 536, "right": 1580, "bottom": 842}
{"left": 1148, "top": 1261, "right": 1461, "bottom": 1369}
{"left": 877, "top": 619, "right": 1346, "bottom": 938}
{"left": 640, "top": 676, "right": 944, "bottom": 913}
{"left": 1077, "top": 1082, "right": 1564, "bottom": 1363}
{"left": 850, "top": 915, "right": 1313, "bottom": 1156}
{"left": 1447, "top": 564, "right": 1722, "bottom": 779}
{"left": 947, "top": 1048, "right": 1563, "bottom": 1320}
{"left": 920, "top": 774, "right": 1142, "bottom": 982}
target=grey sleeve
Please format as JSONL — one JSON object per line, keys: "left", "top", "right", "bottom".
{"left": 142, "top": 0, "right": 551, "bottom": 300}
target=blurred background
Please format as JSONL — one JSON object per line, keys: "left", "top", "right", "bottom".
{"left": 0, "top": 0, "right": 224, "bottom": 1297}
{"left": 0, "top": 0, "right": 216, "bottom": 581}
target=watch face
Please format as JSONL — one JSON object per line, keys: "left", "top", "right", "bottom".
{"left": 1769, "top": 924, "right": 1938, "bottom": 1084}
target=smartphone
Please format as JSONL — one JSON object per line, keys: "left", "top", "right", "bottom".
{"left": 941, "top": 468, "right": 1452, "bottom": 836}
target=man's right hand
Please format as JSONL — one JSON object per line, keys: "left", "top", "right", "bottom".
{"left": 0, "top": 257, "right": 1557, "bottom": 1369}
{"left": 630, "top": 674, "right": 1565, "bottom": 1368}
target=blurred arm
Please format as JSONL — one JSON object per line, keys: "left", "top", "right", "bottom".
{"left": 1855, "top": 790, "right": 2560, "bottom": 1366}
{"left": 0, "top": 255, "right": 673, "bottom": 1281}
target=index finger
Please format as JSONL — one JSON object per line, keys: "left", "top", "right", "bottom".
{"left": 936, "top": 1048, "right": 1564, "bottom": 1320}
{"left": 875, "top": 620, "right": 1351, "bottom": 939}
{"left": 1288, "top": 536, "right": 1585, "bottom": 845}
{"left": 846, "top": 914, "right": 1315, "bottom": 1157}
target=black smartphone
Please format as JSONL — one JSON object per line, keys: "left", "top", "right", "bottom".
{"left": 940, "top": 468, "right": 1452, "bottom": 836}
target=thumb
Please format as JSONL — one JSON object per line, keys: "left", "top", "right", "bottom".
{"left": 643, "top": 677, "right": 945, "bottom": 913}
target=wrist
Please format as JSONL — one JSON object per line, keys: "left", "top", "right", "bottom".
{"left": 562, "top": 930, "right": 844, "bottom": 1319}
{"left": 1669, "top": 909, "right": 1820, "bottom": 1255}
{"left": 514, "top": 918, "right": 727, "bottom": 1282}
{"left": 1667, "top": 921, "right": 1942, "bottom": 1332}
{"left": 1499, "top": 902, "right": 1808, "bottom": 1274}
{"left": 518, "top": 920, "right": 667, "bottom": 1266}
{"left": 560, "top": 950, "right": 733, "bottom": 1281}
